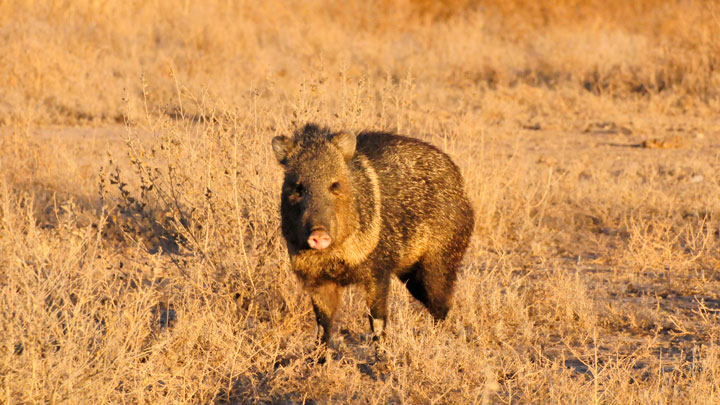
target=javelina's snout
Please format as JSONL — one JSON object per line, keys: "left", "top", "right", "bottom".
{"left": 307, "top": 227, "right": 332, "bottom": 250}
{"left": 301, "top": 192, "right": 336, "bottom": 250}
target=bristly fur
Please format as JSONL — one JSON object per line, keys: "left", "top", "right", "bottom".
{"left": 273, "top": 123, "right": 474, "bottom": 345}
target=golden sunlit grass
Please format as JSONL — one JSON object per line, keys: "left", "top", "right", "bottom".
{"left": 1, "top": 0, "right": 720, "bottom": 403}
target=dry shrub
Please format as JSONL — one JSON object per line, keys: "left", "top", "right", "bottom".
{"left": 2, "top": 73, "right": 720, "bottom": 401}
{"left": 0, "top": 0, "right": 718, "bottom": 125}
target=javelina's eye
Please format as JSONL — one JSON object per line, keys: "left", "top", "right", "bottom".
{"left": 329, "top": 181, "right": 341, "bottom": 193}
{"left": 295, "top": 183, "right": 305, "bottom": 196}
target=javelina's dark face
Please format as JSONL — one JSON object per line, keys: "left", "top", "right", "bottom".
{"left": 272, "top": 132, "right": 357, "bottom": 252}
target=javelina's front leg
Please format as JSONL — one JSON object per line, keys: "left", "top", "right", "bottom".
{"left": 365, "top": 275, "right": 390, "bottom": 342}
{"left": 310, "top": 283, "right": 341, "bottom": 346}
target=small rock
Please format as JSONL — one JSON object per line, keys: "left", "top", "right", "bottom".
{"left": 690, "top": 174, "right": 704, "bottom": 183}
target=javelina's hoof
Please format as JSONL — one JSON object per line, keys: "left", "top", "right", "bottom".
{"left": 307, "top": 346, "right": 329, "bottom": 366}
{"left": 307, "top": 340, "right": 345, "bottom": 366}
{"left": 311, "top": 350, "right": 344, "bottom": 366}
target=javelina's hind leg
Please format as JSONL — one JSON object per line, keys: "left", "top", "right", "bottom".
{"left": 416, "top": 250, "right": 462, "bottom": 320}
{"left": 310, "top": 283, "right": 341, "bottom": 346}
{"left": 399, "top": 264, "right": 429, "bottom": 310}
{"left": 365, "top": 275, "right": 391, "bottom": 342}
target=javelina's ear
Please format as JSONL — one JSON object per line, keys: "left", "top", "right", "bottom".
{"left": 331, "top": 132, "right": 356, "bottom": 161}
{"left": 272, "top": 135, "right": 294, "bottom": 165}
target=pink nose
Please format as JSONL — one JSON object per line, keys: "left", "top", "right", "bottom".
{"left": 307, "top": 230, "right": 332, "bottom": 250}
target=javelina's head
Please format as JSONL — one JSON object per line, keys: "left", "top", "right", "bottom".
{"left": 272, "top": 125, "right": 357, "bottom": 253}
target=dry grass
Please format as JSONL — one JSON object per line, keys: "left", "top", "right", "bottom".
{"left": 2, "top": 0, "right": 720, "bottom": 403}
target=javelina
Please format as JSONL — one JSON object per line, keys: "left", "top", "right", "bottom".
{"left": 272, "top": 124, "right": 473, "bottom": 345}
